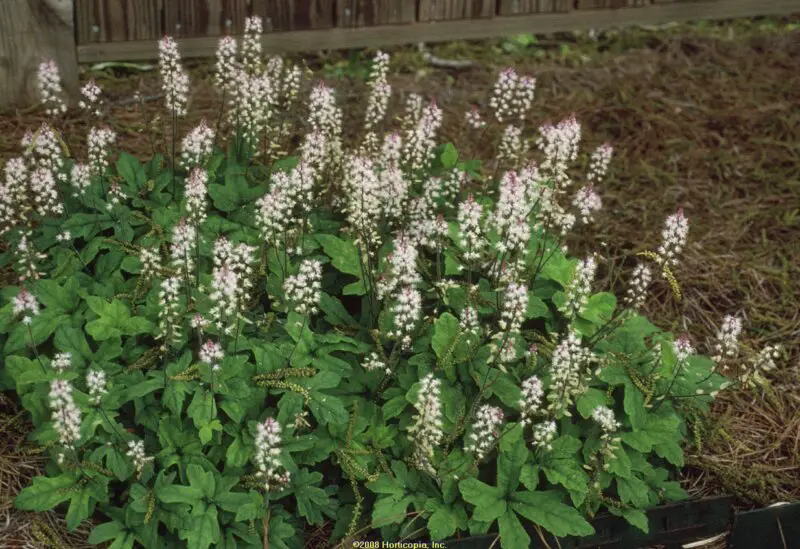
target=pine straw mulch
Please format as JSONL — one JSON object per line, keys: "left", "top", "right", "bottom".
{"left": 1, "top": 18, "right": 799, "bottom": 548}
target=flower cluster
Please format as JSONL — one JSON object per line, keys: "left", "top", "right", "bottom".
{"left": 170, "top": 219, "right": 197, "bottom": 278}
{"left": 465, "top": 105, "right": 486, "bottom": 129}
{"left": 308, "top": 83, "right": 343, "bottom": 171}
{"left": 79, "top": 79, "right": 103, "bottom": 117}
{"left": 536, "top": 115, "right": 582, "bottom": 191}
{"left": 1, "top": 157, "right": 28, "bottom": 235}
{"left": 158, "top": 277, "right": 183, "bottom": 347}
{"left": 592, "top": 405, "right": 622, "bottom": 467}
{"left": 711, "top": 315, "right": 742, "bottom": 368}
{"left": 200, "top": 340, "right": 225, "bottom": 371}
{"left": 37, "top": 60, "right": 67, "bottom": 116}
{"left": 13, "top": 287, "right": 39, "bottom": 324}
{"left": 242, "top": 16, "right": 263, "bottom": 74}
{"left": 402, "top": 100, "right": 443, "bottom": 176}
{"left": 214, "top": 36, "right": 239, "bottom": 95}
{"left": 86, "top": 369, "right": 108, "bottom": 405}
{"left": 185, "top": 167, "right": 209, "bottom": 227}
{"left": 740, "top": 345, "right": 780, "bottom": 388}
{"left": 499, "top": 282, "right": 528, "bottom": 334}
{"left": 254, "top": 418, "right": 291, "bottom": 492}
{"left": 208, "top": 238, "right": 256, "bottom": 333}
{"left": 459, "top": 305, "right": 480, "bottom": 335}
{"left": 624, "top": 264, "right": 652, "bottom": 309}
{"left": 572, "top": 184, "right": 602, "bottom": 224}
{"left": 587, "top": 143, "right": 613, "bottom": 184}
{"left": 181, "top": 120, "right": 215, "bottom": 167}
{"left": 656, "top": 209, "right": 689, "bottom": 267}
{"left": 363, "top": 352, "right": 389, "bottom": 374}
{"left": 457, "top": 194, "right": 484, "bottom": 261}
{"left": 519, "top": 375, "right": 544, "bottom": 426}
{"left": 408, "top": 374, "right": 443, "bottom": 474}
{"left": 283, "top": 260, "right": 323, "bottom": 315}
{"left": 377, "top": 234, "right": 420, "bottom": 300}
{"left": 70, "top": 163, "right": 91, "bottom": 197}
{"left": 531, "top": 420, "right": 557, "bottom": 451}
{"left": 15, "top": 231, "right": 47, "bottom": 282}
{"left": 158, "top": 36, "right": 190, "bottom": 117}
{"left": 498, "top": 124, "right": 524, "bottom": 163}
{"left": 49, "top": 379, "right": 81, "bottom": 454}
{"left": 52, "top": 352, "right": 71, "bottom": 373}
{"left": 364, "top": 50, "right": 391, "bottom": 131}
{"left": 674, "top": 335, "right": 694, "bottom": 362}
{"left": 126, "top": 440, "right": 154, "bottom": 476}
{"left": 24, "top": 124, "right": 65, "bottom": 182}
{"left": 489, "top": 68, "right": 536, "bottom": 123}
{"left": 546, "top": 332, "right": 594, "bottom": 417}
{"left": 87, "top": 126, "right": 117, "bottom": 174}
{"left": 465, "top": 405, "right": 504, "bottom": 461}
{"left": 561, "top": 256, "right": 597, "bottom": 319}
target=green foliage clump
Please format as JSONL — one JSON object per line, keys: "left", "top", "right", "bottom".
{"left": 1, "top": 26, "right": 774, "bottom": 549}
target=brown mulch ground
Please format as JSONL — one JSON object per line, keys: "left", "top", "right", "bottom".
{"left": 1, "top": 18, "right": 799, "bottom": 548}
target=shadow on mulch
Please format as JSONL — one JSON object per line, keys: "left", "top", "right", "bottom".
{"left": 1, "top": 21, "right": 799, "bottom": 547}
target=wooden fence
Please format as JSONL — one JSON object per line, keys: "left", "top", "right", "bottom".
{"left": 1, "top": 0, "right": 800, "bottom": 109}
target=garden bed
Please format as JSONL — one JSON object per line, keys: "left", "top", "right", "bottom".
{"left": 1, "top": 15, "right": 798, "bottom": 549}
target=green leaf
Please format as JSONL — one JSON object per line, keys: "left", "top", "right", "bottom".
{"left": 372, "top": 495, "right": 412, "bottom": 527}
{"left": 526, "top": 293, "right": 549, "bottom": 319}
{"left": 226, "top": 435, "right": 252, "bottom": 468}
{"left": 318, "top": 293, "right": 356, "bottom": 326}
{"left": 498, "top": 509, "right": 530, "bottom": 549}
{"left": 308, "top": 392, "right": 347, "bottom": 426}
{"left": 88, "top": 521, "right": 122, "bottom": 544}
{"left": 4, "top": 311, "right": 66, "bottom": 355}
{"left": 123, "top": 377, "right": 164, "bottom": 402}
{"left": 187, "top": 388, "right": 217, "bottom": 429}
{"left": 432, "top": 312, "right": 459, "bottom": 360}
{"left": 183, "top": 503, "right": 220, "bottom": 549}
{"left": 624, "top": 379, "right": 646, "bottom": 430}
{"left": 383, "top": 396, "right": 407, "bottom": 420}
{"left": 511, "top": 490, "right": 594, "bottom": 537}
{"left": 315, "top": 234, "right": 365, "bottom": 295}
{"left": 459, "top": 478, "right": 506, "bottom": 523}
{"left": 580, "top": 292, "right": 616, "bottom": 324}
{"left": 621, "top": 413, "right": 681, "bottom": 453}
{"left": 116, "top": 152, "right": 145, "bottom": 189}
{"left": 54, "top": 324, "right": 93, "bottom": 366}
{"left": 498, "top": 424, "right": 526, "bottom": 494}
{"left": 609, "top": 506, "right": 649, "bottom": 534}
{"left": 617, "top": 476, "right": 651, "bottom": 508}
{"left": 85, "top": 297, "right": 154, "bottom": 341}
{"left": 15, "top": 474, "right": 77, "bottom": 511}
{"left": 294, "top": 469, "right": 338, "bottom": 525}
{"left": 661, "top": 481, "right": 688, "bottom": 501}
{"left": 426, "top": 500, "right": 463, "bottom": 541}
{"left": 576, "top": 388, "right": 611, "bottom": 419}
{"left": 366, "top": 473, "right": 405, "bottom": 498}
{"left": 159, "top": 464, "right": 215, "bottom": 506}
{"left": 440, "top": 142, "right": 458, "bottom": 169}
{"left": 36, "top": 278, "right": 80, "bottom": 312}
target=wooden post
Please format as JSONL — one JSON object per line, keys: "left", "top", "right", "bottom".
{"left": 0, "top": 0, "right": 78, "bottom": 111}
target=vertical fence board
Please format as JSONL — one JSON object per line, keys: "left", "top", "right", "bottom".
{"left": 337, "top": 0, "right": 416, "bottom": 27}
{"left": 165, "top": 0, "right": 212, "bottom": 37}
{"left": 576, "top": 0, "right": 647, "bottom": 8}
{"left": 418, "top": 0, "right": 494, "bottom": 21}
{"left": 75, "top": 0, "right": 163, "bottom": 43}
{"left": 253, "top": 0, "right": 334, "bottom": 31}
{"left": 1, "top": 0, "right": 78, "bottom": 109}
{"left": 497, "top": 0, "right": 570, "bottom": 16}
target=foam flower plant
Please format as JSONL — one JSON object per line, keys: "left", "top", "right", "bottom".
{"left": 1, "top": 49, "right": 780, "bottom": 549}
